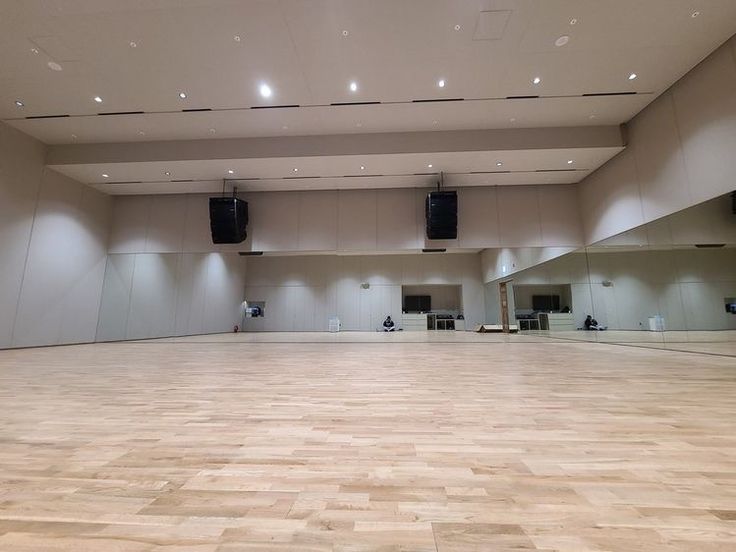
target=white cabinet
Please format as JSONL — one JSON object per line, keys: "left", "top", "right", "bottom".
{"left": 402, "top": 313, "right": 428, "bottom": 331}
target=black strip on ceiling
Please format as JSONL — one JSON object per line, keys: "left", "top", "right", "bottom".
{"left": 182, "top": 108, "right": 212, "bottom": 112}
{"left": 506, "top": 95, "right": 540, "bottom": 100}
{"left": 104, "top": 180, "right": 142, "bottom": 184}
{"left": 171, "top": 179, "right": 194, "bottom": 182}
{"left": 25, "top": 114, "right": 70, "bottom": 119}
{"left": 238, "top": 251, "right": 264, "bottom": 256}
{"left": 330, "top": 101, "right": 381, "bottom": 106}
{"left": 422, "top": 248, "right": 447, "bottom": 253}
{"left": 694, "top": 243, "right": 726, "bottom": 248}
{"left": 582, "top": 91, "right": 637, "bottom": 97}
{"left": 98, "top": 111, "right": 145, "bottom": 116}
{"left": 250, "top": 104, "right": 300, "bottom": 110}
{"left": 535, "top": 169, "right": 577, "bottom": 173}
{"left": 412, "top": 98, "right": 464, "bottom": 103}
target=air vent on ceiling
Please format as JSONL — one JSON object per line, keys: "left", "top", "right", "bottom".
{"left": 694, "top": 244, "right": 726, "bottom": 248}
{"left": 506, "top": 95, "right": 540, "bottom": 100}
{"left": 182, "top": 108, "right": 212, "bottom": 112}
{"left": 412, "top": 97, "right": 464, "bottom": 103}
{"left": 250, "top": 104, "right": 299, "bottom": 110}
{"left": 330, "top": 101, "right": 381, "bottom": 106}
{"left": 25, "top": 114, "right": 70, "bottom": 119}
{"left": 238, "top": 251, "right": 264, "bottom": 256}
{"left": 582, "top": 91, "right": 637, "bottom": 97}
{"left": 98, "top": 111, "right": 145, "bottom": 116}
{"left": 422, "top": 248, "right": 447, "bottom": 253}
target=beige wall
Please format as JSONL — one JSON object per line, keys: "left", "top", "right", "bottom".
{"left": 107, "top": 184, "right": 584, "bottom": 255}
{"left": 243, "top": 253, "right": 484, "bottom": 331}
{"left": 0, "top": 122, "right": 111, "bottom": 348}
{"left": 579, "top": 36, "right": 736, "bottom": 245}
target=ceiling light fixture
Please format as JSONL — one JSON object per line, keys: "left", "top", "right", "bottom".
{"left": 567, "top": 160, "right": 574, "bottom": 164}
{"left": 138, "top": 130, "right": 146, "bottom": 136}
{"left": 438, "top": 79, "right": 446, "bottom": 88}
{"left": 454, "top": 24, "right": 461, "bottom": 31}
{"left": 234, "top": 35, "right": 241, "bottom": 41}
{"left": 71, "top": 134, "right": 77, "bottom": 139}
{"left": 555, "top": 35, "right": 570, "bottom": 47}
{"left": 532, "top": 76, "right": 541, "bottom": 84}
{"left": 227, "top": 169, "right": 234, "bottom": 174}
{"left": 47, "top": 61, "right": 62, "bottom": 71}
{"left": 428, "top": 164, "right": 433, "bottom": 168}
{"left": 293, "top": 168, "right": 298, "bottom": 172}
{"left": 165, "top": 171, "right": 170, "bottom": 176}
{"left": 102, "top": 173, "right": 109, "bottom": 178}
{"left": 259, "top": 83, "right": 272, "bottom": 98}
{"left": 349, "top": 81, "right": 358, "bottom": 92}
{"left": 209, "top": 128, "right": 216, "bottom": 134}
{"left": 93, "top": 96, "right": 103, "bottom": 103}
{"left": 628, "top": 73, "right": 637, "bottom": 80}
{"left": 15, "top": 100, "right": 23, "bottom": 107}
{"left": 342, "top": 30, "right": 349, "bottom": 36}
{"left": 31, "top": 47, "right": 39, "bottom": 54}
{"left": 129, "top": 41, "right": 137, "bottom": 48}
{"left": 360, "top": 165, "right": 365, "bottom": 170}
{"left": 178, "top": 92, "right": 187, "bottom": 99}
{"left": 496, "top": 162, "right": 503, "bottom": 167}
{"left": 570, "top": 18, "right": 578, "bottom": 25}
{"left": 691, "top": 11, "right": 700, "bottom": 18}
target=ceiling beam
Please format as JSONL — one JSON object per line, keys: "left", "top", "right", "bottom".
{"left": 46, "top": 126, "right": 625, "bottom": 166}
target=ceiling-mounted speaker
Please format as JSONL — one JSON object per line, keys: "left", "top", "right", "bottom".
{"left": 425, "top": 190, "right": 457, "bottom": 240}
{"left": 209, "top": 197, "right": 248, "bottom": 244}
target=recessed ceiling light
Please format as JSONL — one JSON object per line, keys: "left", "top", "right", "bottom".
{"left": 282, "top": 125, "right": 288, "bottom": 130}
{"left": 47, "top": 61, "right": 62, "bottom": 71}
{"left": 129, "top": 41, "right": 137, "bottom": 48}
{"left": 342, "top": 30, "right": 349, "bottom": 36}
{"left": 293, "top": 168, "right": 298, "bottom": 172}
{"left": 227, "top": 169, "right": 234, "bottom": 174}
{"left": 360, "top": 165, "right": 365, "bottom": 170}
{"left": 234, "top": 35, "right": 241, "bottom": 41}
{"left": 496, "top": 162, "right": 503, "bottom": 167}
{"left": 102, "top": 173, "right": 109, "bottom": 178}
{"left": 349, "top": 81, "right": 358, "bottom": 92}
{"left": 164, "top": 171, "right": 170, "bottom": 176}
{"left": 15, "top": 100, "right": 23, "bottom": 107}
{"left": 259, "top": 83, "right": 272, "bottom": 98}
{"left": 628, "top": 73, "right": 637, "bottom": 80}
{"left": 209, "top": 128, "right": 216, "bottom": 134}
{"left": 93, "top": 96, "right": 103, "bottom": 103}
{"left": 567, "top": 160, "right": 574, "bottom": 164}
{"left": 570, "top": 18, "right": 578, "bottom": 25}
{"left": 454, "top": 24, "right": 461, "bottom": 31}
{"left": 438, "top": 79, "right": 446, "bottom": 88}
{"left": 428, "top": 164, "right": 433, "bottom": 168}
{"left": 138, "top": 130, "right": 146, "bottom": 136}
{"left": 691, "top": 11, "right": 700, "bottom": 18}
{"left": 178, "top": 92, "right": 187, "bottom": 99}
{"left": 30, "top": 47, "right": 39, "bottom": 54}
{"left": 71, "top": 134, "right": 77, "bottom": 139}
{"left": 532, "top": 76, "right": 541, "bottom": 85}
{"left": 555, "top": 35, "right": 570, "bottom": 47}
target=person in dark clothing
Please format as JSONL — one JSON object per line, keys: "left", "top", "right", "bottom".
{"left": 584, "top": 315, "right": 602, "bottom": 330}
{"left": 382, "top": 316, "right": 396, "bottom": 332}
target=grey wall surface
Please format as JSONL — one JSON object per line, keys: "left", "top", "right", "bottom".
{"left": 0, "top": 122, "right": 112, "bottom": 348}
{"left": 243, "top": 253, "right": 485, "bottom": 331}
{"left": 96, "top": 252, "right": 246, "bottom": 342}
{"left": 578, "top": 36, "right": 736, "bottom": 244}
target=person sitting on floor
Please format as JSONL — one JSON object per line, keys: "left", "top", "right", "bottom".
{"left": 584, "top": 314, "right": 604, "bottom": 331}
{"left": 382, "top": 315, "right": 396, "bottom": 332}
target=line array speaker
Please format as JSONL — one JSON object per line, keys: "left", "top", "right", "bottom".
{"left": 209, "top": 197, "right": 248, "bottom": 244}
{"left": 425, "top": 191, "right": 457, "bottom": 240}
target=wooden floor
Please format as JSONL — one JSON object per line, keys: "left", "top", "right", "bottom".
{"left": 0, "top": 335, "right": 735, "bottom": 551}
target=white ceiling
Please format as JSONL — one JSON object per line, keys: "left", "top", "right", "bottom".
{"left": 2, "top": 0, "right": 735, "bottom": 194}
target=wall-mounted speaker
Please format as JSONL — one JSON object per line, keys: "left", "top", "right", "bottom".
{"left": 209, "top": 197, "right": 248, "bottom": 244}
{"left": 425, "top": 190, "right": 457, "bottom": 240}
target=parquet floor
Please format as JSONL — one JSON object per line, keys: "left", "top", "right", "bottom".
{"left": 0, "top": 335, "right": 735, "bottom": 551}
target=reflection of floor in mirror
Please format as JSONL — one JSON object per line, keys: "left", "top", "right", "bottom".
{"left": 524, "top": 329, "right": 736, "bottom": 356}
{"left": 1, "top": 333, "right": 735, "bottom": 550}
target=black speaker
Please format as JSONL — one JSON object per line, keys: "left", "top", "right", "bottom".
{"left": 425, "top": 191, "right": 457, "bottom": 239}
{"left": 209, "top": 197, "right": 248, "bottom": 244}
